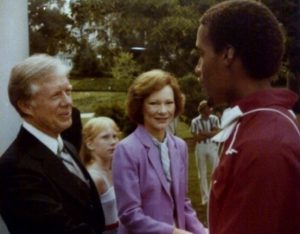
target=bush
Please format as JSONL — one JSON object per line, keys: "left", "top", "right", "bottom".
{"left": 71, "top": 78, "right": 129, "bottom": 92}
{"left": 178, "top": 73, "right": 206, "bottom": 123}
{"left": 94, "top": 103, "right": 136, "bottom": 136}
{"left": 72, "top": 39, "right": 102, "bottom": 77}
{"left": 111, "top": 52, "right": 141, "bottom": 89}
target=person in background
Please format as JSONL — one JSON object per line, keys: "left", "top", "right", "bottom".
{"left": 112, "top": 69, "right": 206, "bottom": 234}
{"left": 167, "top": 116, "right": 179, "bottom": 135}
{"left": 195, "top": 0, "right": 300, "bottom": 233}
{"left": 80, "top": 117, "right": 120, "bottom": 234}
{"left": 61, "top": 106, "right": 83, "bottom": 152}
{"left": 190, "top": 100, "right": 220, "bottom": 205}
{"left": 0, "top": 54, "right": 105, "bottom": 234}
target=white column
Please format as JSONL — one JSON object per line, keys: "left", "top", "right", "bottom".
{"left": 0, "top": 0, "right": 28, "bottom": 155}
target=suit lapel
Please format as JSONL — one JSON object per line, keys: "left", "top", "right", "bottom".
{"left": 19, "top": 128, "right": 93, "bottom": 205}
{"left": 42, "top": 154, "right": 93, "bottom": 203}
{"left": 168, "top": 135, "right": 181, "bottom": 202}
{"left": 64, "top": 141, "right": 93, "bottom": 185}
{"left": 135, "top": 125, "right": 172, "bottom": 198}
{"left": 148, "top": 146, "right": 172, "bottom": 197}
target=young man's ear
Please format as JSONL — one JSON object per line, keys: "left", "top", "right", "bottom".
{"left": 17, "top": 100, "right": 34, "bottom": 116}
{"left": 223, "top": 46, "right": 235, "bottom": 66}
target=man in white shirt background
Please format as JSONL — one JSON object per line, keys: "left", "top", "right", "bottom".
{"left": 191, "top": 100, "right": 220, "bottom": 205}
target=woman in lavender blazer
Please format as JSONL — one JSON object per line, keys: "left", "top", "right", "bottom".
{"left": 112, "top": 69, "right": 206, "bottom": 234}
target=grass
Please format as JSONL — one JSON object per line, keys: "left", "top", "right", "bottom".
{"left": 70, "top": 77, "right": 132, "bottom": 92}
{"left": 72, "top": 91, "right": 127, "bottom": 113}
{"left": 175, "top": 120, "right": 192, "bottom": 139}
{"left": 187, "top": 140, "right": 208, "bottom": 227}
{"left": 175, "top": 121, "right": 208, "bottom": 227}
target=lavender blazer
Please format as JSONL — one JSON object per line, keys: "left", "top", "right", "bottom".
{"left": 112, "top": 125, "right": 205, "bottom": 234}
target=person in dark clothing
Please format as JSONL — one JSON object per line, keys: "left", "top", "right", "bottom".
{"left": 61, "top": 106, "right": 83, "bottom": 152}
{"left": 0, "top": 54, "right": 105, "bottom": 234}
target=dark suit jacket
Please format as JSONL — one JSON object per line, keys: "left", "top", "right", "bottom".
{"left": 0, "top": 127, "right": 105, "bottom": 234}
{"left": 61, "top": 106, "right": 82, "bottom": 152}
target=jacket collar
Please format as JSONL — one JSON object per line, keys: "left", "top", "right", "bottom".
{"left": 233, "top": 88, "right": 298, "bottom": 113}
{"left": 16, "top": 127, "right": 95, "bottom": 206}
{"left": 134, "top": 125, "right": 180, "bottom": 198}
{"left": 213, "top": 88, "right": 298, "bottom": 143}
{"left": 22, "top": 121, "right": 59, "bottom": 155}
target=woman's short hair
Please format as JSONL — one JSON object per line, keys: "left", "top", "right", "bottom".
{"left": 199, "top": 0, "right": 284, "bottom": 79}
{"left": 126, "top": 69, "right": 185, "bottom": 124}
{"left": 8, "top": 54, "right": 71, "bottom": 116}
{"left": 80, "top": 116, "right": 120, "bottom": 165}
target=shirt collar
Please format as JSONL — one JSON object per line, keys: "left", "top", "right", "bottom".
{"left": 212, "top": 106, "right": 243, "bottom": 143}
{"left": 212, "top": 88, "right": 298, "bottom": 143}
{"left": 23, "top": 121, "right": 61, "bottom": 155}
{"left": 152, "top": 135, "right": 168, "bottom": 147}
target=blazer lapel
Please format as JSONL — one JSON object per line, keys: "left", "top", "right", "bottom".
{"left": 42, "top": 153, "right": 93, "bottom": 204}
{"left": 19, "top": 128, "right": 93, "bottom": 205}
{"left": 135, "top": 125, "right": 172, "bottom": 198}
{"left": 64, "top": 141, "right": 93, "bottom": 186}
{"left": 168, "top": 135, "right": 181, "bottom": 202}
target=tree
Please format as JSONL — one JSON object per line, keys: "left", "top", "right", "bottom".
{"left": 72, "top": 38, "right": 102, "bottom": 77}
{"left": 28, "top": 0, "right": 73, "bottom": 55}
{"left": 29, "top": 0, "right": 300, "bottom": 113}
{"left": 68, "top": 0, "right": 203, "bottom": 76}
{"left": 263, "top": 0, "right": 300, "bottom": 112}
{"left": 111, "top": 52, "right": 141, "bottom": 88}
{"left": 178, "top": 73, "right": 205, "bottom": 122}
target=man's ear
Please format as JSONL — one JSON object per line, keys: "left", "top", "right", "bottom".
{"left": 17, "top": 100, "right": 34, "bottom": 116}
{"left": 223, "top": 46, "right": 235, "bottom": 66}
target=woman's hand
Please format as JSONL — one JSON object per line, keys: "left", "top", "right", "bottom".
{"left": 173, "top": 228, "right": 193, "bottom": 234}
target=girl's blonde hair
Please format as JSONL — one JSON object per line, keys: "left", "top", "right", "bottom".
{"left": 80, "top": 116, "right": 120, "bottom": 165}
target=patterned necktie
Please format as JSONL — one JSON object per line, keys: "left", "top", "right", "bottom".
{"left": 57, "top": 142, "right": 72, "bottom": 165}
{"left": 57, "top": 141, "right": 87, "bottom": 183}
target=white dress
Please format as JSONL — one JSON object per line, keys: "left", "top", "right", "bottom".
{"left": 89, "top": 169, "right": 118, "bottom": 234}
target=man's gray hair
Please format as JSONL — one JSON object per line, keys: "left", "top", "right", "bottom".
{"left": 8, "top": 54, "right": 72, "bottom": 116}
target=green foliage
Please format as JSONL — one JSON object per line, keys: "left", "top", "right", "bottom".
{"left": 72, "top": 38, "right": 102, "bottom": 77}
{"left": 178, "top": 73, "right": 206, "bottom": 123}
{"left": 28, "top": 0, "right": 73, "bottom": 55}
{"left": 111, "top": 52, "right": 141, "bottom": 88}
{"left": 29, "top": 0, "right": 300, "bottom": 78}
{"left": 71, "top": 77, "right": 131, "bottom": 92}
{"left": 71, "top": 91, "right": 127, "bottom": 113}
{"left": 29, "top": 0, "right": 300, "bottom": 112}
{"left": 66, "top": 0, "right": 202, "bottom": 75}
{"left": 263, "top": 0, "right": 300, "bottom": 75}
{"left": 263, "top": 0, "right": 300, "bottom": 112}
{"left": 71, "top": 73, "right": 206, "bottom": 123}
{"left": 94, "top": 103, "right": 136, "bottom": 137}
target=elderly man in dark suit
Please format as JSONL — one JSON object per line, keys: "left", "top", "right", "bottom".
{"left": 0, "top": 54, "right": 105, "bottom": 234}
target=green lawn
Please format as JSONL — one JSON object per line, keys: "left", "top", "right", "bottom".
{"left": 175, "top": 121, "right": 208, "bottom": 226}
{"left": 186, "top": 137, "right": 208, "bottom": 227}
{"left": 72, "top": 91, "right": 127, "bottom": 113}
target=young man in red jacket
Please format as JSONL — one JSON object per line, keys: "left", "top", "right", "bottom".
{"left": 195, "top": 0, "right": 300, "bottom": 233}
